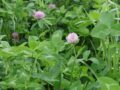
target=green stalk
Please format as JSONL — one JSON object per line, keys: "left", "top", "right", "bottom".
{"left": 102, "top": 38, "right": 111, "bottom": 73}
{"left": 69, "top": 44, "right": 77, "bottom": 88}
{"left": 79, "top": 60, "right": 98, "bottom": 80}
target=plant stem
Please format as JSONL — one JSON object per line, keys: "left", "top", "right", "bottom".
{"left": 79, "top": 60, "right": 98, "bottom": 80}
{"left": 69, "top": 44, "right": 77, "bottom": 88}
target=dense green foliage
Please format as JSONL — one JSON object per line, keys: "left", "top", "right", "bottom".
{"left": 0, "top": 0, "right": 120, "bottom": 90}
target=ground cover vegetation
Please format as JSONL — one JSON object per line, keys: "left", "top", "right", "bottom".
{"left": 0, "top": 0, "right": 120, "bottom": 90}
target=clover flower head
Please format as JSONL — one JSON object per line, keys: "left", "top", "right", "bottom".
{"left": 66, "top": 32, "right": 79, "bottom": 44}
{"left": 33, "top": 11, "right": 45, "bottom": 19}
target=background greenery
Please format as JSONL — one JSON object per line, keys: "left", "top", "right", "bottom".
{"left": 0, "top": 0, "right": 120, "bottom": 90}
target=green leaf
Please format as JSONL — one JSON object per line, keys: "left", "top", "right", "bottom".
{"left": 83, "top": 50, "right": 90, "bottom": 60}
{"left": 0, "top": 35, "right": 5, "bottom": 41}
{"left": 89, "top": 57, "right": 99, "bottom": 64}
{"left": 1, "top": 41, "right": 10, "bottom": 48}
{"left": 44, "top": 19, "right": 52, "bottom": 26}
{"left": 61, "top": 78, "right": 70, "bottom": 89}
{"left": 28, "top": 36, "right": 38, "bottom": 49}
{"left": 78, "top": 27, "right": 89, "bottom": 36}
{"left": 51, "top": 30, "right": 65, "bottom": 53}
{"left": 98, "top": 77, "right": 120, "bottom": 90}
{"left": 70, "top": 81, "right": 83, "bottom": 90}
{"left": 100, "top": 12, "right": 114, "bottom": 27}
{"left": 52, "top": 30, "right": 62, "bottom": 41}
{"left": 33, "top": 73, "right": 57, "bottom": 82}
{"left": 67, "top": 56, "right": 76, "bottom": 66}
{"left": 89, "top": 10, "right": 100, "bottom": 21}
{"left": 91, "top": 24, "right": 110, "bottom": 39}
{"left": 60, "top": 5, "right": 66, "bottom": 14}
{"left": 38, "top": 21, "right": 44, "bottom": 28}
{"left": 110, "top": 24, "right": 120, "bottom": 36}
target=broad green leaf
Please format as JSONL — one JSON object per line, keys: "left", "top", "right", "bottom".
{"left": 61, "top": 78, "right": 70, "bottom": 89}
{"left": 70, "top": 81, "right": 83, "bottom": 90}
{"left": 52, "top": 30, "right": 63, "bottom": 41}
{"left": 28, "top": 36, "right": 38, "bottom": 49}
{"left": 83, "top": 50, "right": 90, "bottom": 60}
{"left": 91, "top": 24, "right": 110, "bottom": 39}
{"left": 98, "top": 77, "right": 120, "bottom": 90}
{"left": 38, "top": 21, "right": 44, "bottom": 28}
{"left": 110, "top": 24, "right": 120, "bottom": 36}
{"left": 33, "top": 71, "right": 58, "bottom": 82}
{"left": 67, "top": 56, "right": 76, "bottom": 66}
{"left": 51, "top": 30, "right": 65, "bottom": 53}
{"left": 0, "top": 49, "right": 13, "bottom": 58}
{"left": 100, "top": 12, "right": 114, "bottom": 27}
{"left": 60, "top": 5, "right": 66, "bottom": 14}
{"left": 89, "top": 11, "right": 100, "bottom": 21}
{"left": 1, "top": 41, "right": 10, "bottom": 48}
{"left": 0, "top": 35, "right": 5, "bottom": 41}
{"left": 76, "top": 46, "right": 85, "bottom": 57}
{"left": 43, "top": 19, "right": 52, "bottom": 26}
{"left": 78, "top": 27, "right": 89, "bottom": 36}
{"left": 89, "top": 57, "right": 99, "bottom": 64}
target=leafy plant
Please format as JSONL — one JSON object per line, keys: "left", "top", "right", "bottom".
{"left": 0, "top": 0, "right": 120, "bottom": 90}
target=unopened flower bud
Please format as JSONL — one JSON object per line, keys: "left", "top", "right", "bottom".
{"left": 12, "top": 32, "right": 19, "bottom": 42}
